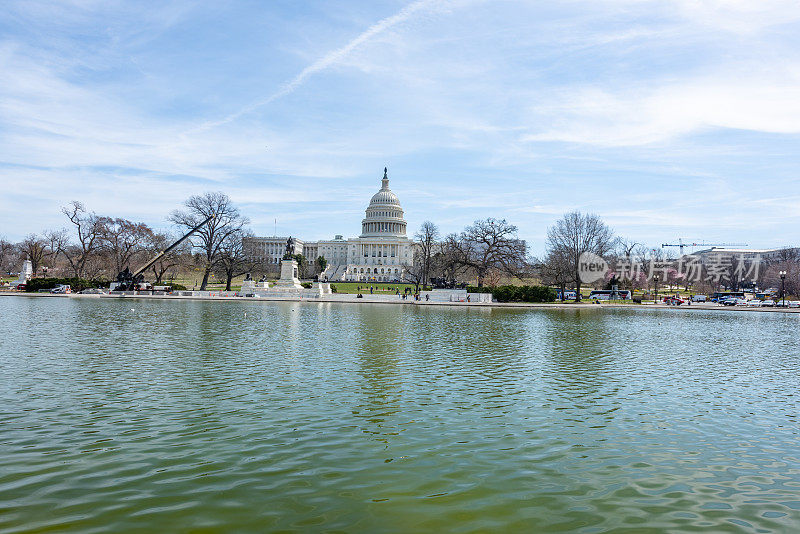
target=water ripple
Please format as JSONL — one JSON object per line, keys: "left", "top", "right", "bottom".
{"left": 1, "top": 298, "right": 799, "bottom": 532}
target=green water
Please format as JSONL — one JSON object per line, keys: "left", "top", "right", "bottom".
{"left": 1, "top": 296, "right": 799, "bottom": 533}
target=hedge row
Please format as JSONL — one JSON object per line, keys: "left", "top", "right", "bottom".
{"left": 25, "top": 277, "right": 107, "bottom": 293}
{"left": 163, "top": 283, "right": 188, "bottom": 291}
{"left": 466, "top": 286, "right": 493, "bottom": 294}
{"left": 483, "top": 285, "right": 557, "bottom": 303}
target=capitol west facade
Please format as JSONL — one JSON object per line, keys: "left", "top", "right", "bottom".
{"left": 244, "top": 169, "right": 414, "bottom": 282}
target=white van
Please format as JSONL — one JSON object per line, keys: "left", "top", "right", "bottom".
{"left": 691, "top": 295, "right": 707, "bottom": 303}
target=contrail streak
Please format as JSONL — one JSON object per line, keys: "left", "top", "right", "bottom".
{"left": 190, "top": 0, "right": 438, "bottom": 134}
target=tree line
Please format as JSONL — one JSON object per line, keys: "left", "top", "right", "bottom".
{"left": 4, "top": 192, "right": 798, "bottom": 297}
{"left": 406, "top": 211, "right": 799, "bottom": 299}
{"left": 1, "top": 192, "right": 272, "bottom": 291}
{"left": 403, "top": 218, "right": 529, "bottom": 290}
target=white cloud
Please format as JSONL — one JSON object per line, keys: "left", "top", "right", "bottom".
{"left": 671, "top": 0, "right": 800, "bottom": 33}
{"left": 522, "top": 72, "right": 800, "bottom": 147}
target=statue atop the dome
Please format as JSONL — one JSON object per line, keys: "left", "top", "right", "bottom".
{"left": 381, "top": 167, "right": 390, "bottom": 190}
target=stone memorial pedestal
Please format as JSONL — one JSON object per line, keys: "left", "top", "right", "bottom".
{"left": 12, "top": 260, "right": 32, "bottom": 288}
{"left": 236, "top": 260, "right": 324, "bottom": 299}
{"left": 273, "top": 259, "right": 303, "bottom": 290}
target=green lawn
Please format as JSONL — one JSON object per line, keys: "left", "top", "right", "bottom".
{"left": 329, "top": 282, "right": 422, "bottom": 294}
{"left": 160, "top": 273, "right": 266, "bottom": 291}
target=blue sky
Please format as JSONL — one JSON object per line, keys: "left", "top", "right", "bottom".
{"left": 2, "top": 0, "right": 800, "bottom": 256}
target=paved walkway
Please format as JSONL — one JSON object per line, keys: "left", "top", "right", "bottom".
{"left": 3, "top": 291, "right": 800, "bottom": 314}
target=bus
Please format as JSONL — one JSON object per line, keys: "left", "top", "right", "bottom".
{"left": 556, "top": 289, "right": 577, "bottom": 300}
{"left": 589, "top": 289, "right": 632, "bottom": 300}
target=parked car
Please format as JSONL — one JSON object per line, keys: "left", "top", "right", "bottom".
{"left": 788, "top": 301, "right": 800, "bottom": 308}
{"left": 663, "top": 296, "right": 685, "bottom": 305}
{"left": 746, "top": 299, "right": 762, "bottom": 307}
{"left": 50, "top": 284, "right": 71, "bottom": 294}
{"left": 79, "top": 288, "right": 106, "bottom": 294}
{"left": 724, "top": 298, "right": 747, "bottom": 306}
{"left": 761, "top": 299, "right": 775, "bottom": 307}
{"left": 691, "top": 295, "right": 708, "bottom": 303}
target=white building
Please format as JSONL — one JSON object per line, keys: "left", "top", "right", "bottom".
{"left": 693, "top": 247, "right": 790, "bottom": 263}
{"left": 243, "top": 236, "right": 307, "bottom": 267}
{"left": 246, "top": 168, "right": 415, "bottom": 282}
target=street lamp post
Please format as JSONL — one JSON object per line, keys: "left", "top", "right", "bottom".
{"left": 653, "top": 275, "right": 659, "bottom": 304}
{"left": 780, "top": 270, "right": 787, "bottom": 307}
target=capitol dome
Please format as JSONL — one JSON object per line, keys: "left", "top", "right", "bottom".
{"left": 361, "top": 168, "right": 407, "bottom": 237}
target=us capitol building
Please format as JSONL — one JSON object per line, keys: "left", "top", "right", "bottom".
{"left": 244, "top": 168, "right": 414, "bottom": 282}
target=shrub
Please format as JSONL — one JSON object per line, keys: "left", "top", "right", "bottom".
{"left": 301, "top": 282, "right": 312, "bottom": 289}
{"left": 489, "top": 285, "right": 556, "bottom": 303}
{"left": 163, "top": 283, "right": 187, "bottom": 291}
{"left": 330, "top": 284, "right": 337, "bottom": 293}
{"left": 466, "top": 286, "right": 493, "bottom": 293}
{"left": 25, "top": 277, "right": 106, "bottom": 293}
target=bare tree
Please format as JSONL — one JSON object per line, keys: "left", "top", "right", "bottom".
{"left": 764, "top": 257, "right": 799, "bottom": 298}
{"left": 402, "top": 249, "right": 425, "bottom": 293}
{"left": 481, "top": 267, "right": 504, "bottom": 288}
{"left": 18, "top": 235, "right": 48, "bottom": 276}
{"left": 60, "top": 201, "right": 107, "bottom": 278}
{"left": 773, "top": 247, "right": 800, "bottom": 263}
{"left": 169, "top": 192, "right": 248, "bottom": 290}
{"left": 100, "top": 218, "right": 154, "bottom": 275}
{"left": 0, "top": 238, "right": 18, "bottom": 275}
{"left": 628, "top": 244, "right": 652, "bottom": 291}
{"left": 450, "top": 218, "right": 527, "bottom": 287}
{"left": 414, "top": 221, "right": 440, "bottom": 288}
{"left": 726, "top": 255, "right": 748, "bottom": 292}
{"left": 538, "top": 247, "right": 573, "bottom": 301}
{"left": 146, "top": 231, "right": 190, "bottom": 284}
{"left": 605, "top": 238, "right": 641, "bottom": 291}
{"left": 617, "top": 238, "right": 639, "bottom": 260}
{"left": 546, "top": 211, "right": 616, "bottom": 301}
{"left": 43, "top": 230, "right": 69, "bottom": 275}
{"left": 431, "top": 234, "right": 465, "bottom": 288}
{"left": 215, "top": 229, "right": 255, "bottom": 291}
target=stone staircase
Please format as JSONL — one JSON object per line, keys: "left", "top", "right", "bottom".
{"left": 321, "top": 264, "right": 348, "bottom": 281}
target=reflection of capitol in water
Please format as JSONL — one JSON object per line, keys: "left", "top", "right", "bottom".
{"left": 244, "top": 168, "right": 414, "bottom": 282}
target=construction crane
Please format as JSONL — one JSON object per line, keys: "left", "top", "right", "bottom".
{"left": 661, "top": 238, "right": 748, "bottom": 255}
{"left": 112, "top": 213, "right": 215, "bottom": 291}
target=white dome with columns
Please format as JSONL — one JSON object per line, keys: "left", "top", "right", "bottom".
{"left": 361, "top": 167, "right": 407, "bottom": 237}
{"left": 248, "top": 167, "right": 413, "bottom": 283}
